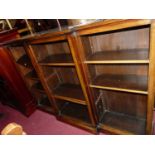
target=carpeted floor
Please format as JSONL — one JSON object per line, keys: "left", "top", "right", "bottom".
{"left": 0, "top": 102, "right": 154, "bottom": 135}
{"left": 0, "top": 103, "right": 92, "bottom": 135}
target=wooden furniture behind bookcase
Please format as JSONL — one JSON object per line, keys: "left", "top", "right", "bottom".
{"left": 25, "top": 32, "right": 97, "bottom": 133}
{"left": 8, "top": 43, "right": 55, "bottom": 114}
{"left": 74, "top": 19, "right": 155, "bottom": 135}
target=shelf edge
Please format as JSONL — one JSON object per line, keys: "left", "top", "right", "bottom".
{"left": 99, "top": 124, "right": 136, "bottom": 135}
{"left": 90, "top": 84, "right": 148, "bottom": 95}
{"left": 85, "top": 60, "right": 150, "bottom": 64}
{"left": 54, "top": 95, "right": 86, "bottom": 105}
{"left": 39, "top": 63, "right": 75, "bottom": 66}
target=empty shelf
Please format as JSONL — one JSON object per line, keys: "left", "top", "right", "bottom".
{"left": 17, "top": 54, "right": 32, "bottom": 68}
{"left": 39, "top": 54, "right": 74, "bottom": 66}
{"left": 90, "top": 74, "right": 148, "bottom": 94}
{"left": 53, "top": 83, "right": 86, "bottom": 105}
{"left": 58, "top": 101, "right": 91, "bottom": 123}
{"left": 100, "top": 111, "right": 146, "bottom": 134}
{"left": 85, "top": 49, "right": 149, "bottom": 64}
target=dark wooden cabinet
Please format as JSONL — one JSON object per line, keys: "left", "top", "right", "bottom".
{"left": 0, "top": 30, "right": 37, "bottom": 116}
{"left": 3, "top": 20, "right": 155, "bottom": 134}
{"left": 0, "top": 47, "right": 36, "bottom": 116}
{"left": 0, "top": 77, "right": 19, "bottom": 108}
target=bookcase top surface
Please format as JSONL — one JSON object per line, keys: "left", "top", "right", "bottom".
{"left": 2, "top": 19, "right": 152, "bottom": 46}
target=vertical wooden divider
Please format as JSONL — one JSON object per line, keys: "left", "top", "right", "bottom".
{"left": 146, "top": 21, "right": 155, "bottom": 134}
{"left": 24, "top": 43, "right": 59, "bottom": 114}
{"left": 68, "top": 32, "right": 98, "bottom": 126}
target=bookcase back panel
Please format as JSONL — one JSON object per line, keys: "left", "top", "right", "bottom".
{"left": 94, "top": 89, "right": 147, "bottom": 119}
{"left": 9, "top": 46, "right": 27, "bottom": 61}
{"left": 45, "top": 41, "right": 70, "bottom": 54}
{"left": 31, "top": 41, "right": 72, "bottom": 62}
{"left": 40, "top": 66, "right": 60, "bottom": 90}
{"left": 56, "top": 99, "right": 91, "bottom": 123}
{"left": 41, "top": 66, "right": 80, "bottom": 91}
{"left": 57, "top": 67, "right": 80, "bottom": 85}
{"left": 88, "top": 64, "right": 148, "bottom": 91}
{"left": 82, "top": 27, "right": 150, "bottom": 59}
{"left": 81, "top": 36, "right": 93, "bottom": 57}
{"left": 90, "top": 27, "right": 149, "bottom": 51}
{"left": 41, "top": 66, "right": 55, "bottom": 78}
{"left": 91, "top": 64, "right": 148, "bottom": 76}
{"left": 47, "top": 73, "right": 60, "bottom": 90}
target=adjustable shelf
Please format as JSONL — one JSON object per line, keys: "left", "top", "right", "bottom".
{"left": 31, "top": 40, "right": 74, "bottom": 66}
{"left": 39, "top": 54, "right": 75, "bottom": 66}
{"left": 93, "top": 88, "right": 147, "bottom": 134}
{"left": 56, "top": 99, "right": 96, "bottom": 132}
{"left": 16, "top": 54, "right": 33, "bottom": 68}
{"left": 100, "top": 111, "right": 146, "bottom": 135}
{"left": 40, "top": 66, "right": 86, "bottom": 105}
{"left": 57, "top": 100, "right": 91, "bottom": 124}
{"left": 53, "top": 83, "right": 86, "bottom": 105}
{"left": 90, "top": 74, "right": 148, "bottom": 95}
{"left": 85, "top": 49, "right": 149, "bottom": 64}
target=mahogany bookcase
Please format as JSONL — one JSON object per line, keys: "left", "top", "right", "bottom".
{"left": 4, "top": 20, "right": 155, "bottom": 134}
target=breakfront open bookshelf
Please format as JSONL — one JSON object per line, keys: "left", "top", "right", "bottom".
{"left": 8, "top": 43, "right": 55, "bottom": 114}
{"left": 74, "top": 20, "right": 155, "bottom": 134}
{"left": 26, "top": 32, "right": 97, "bottom": 132}
{"left": 4, "top": 19, "right": 155, "bottom": 134}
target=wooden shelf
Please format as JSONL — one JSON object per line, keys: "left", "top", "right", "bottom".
{"left": 18, "top": 28, "right": 30, "bottom": 34}
{"left": 90, "top": 74, "right": 148, "bottom": 95}
{"left": 39, "top": 54, "right": 75, "bottom": 66}
{"left": 58, "top": 101, "right": 91, "bottom": 124}
{"left": 85, "top": 49, "right": 149, "bottom": 64}
{"left": 25, "top": 70, "right": 39, "bottom": 80}
{"left": 38, "top": 97, "right": 54, "bottom": 113}
{"left": 31, "top": 82, "right": 45, "bottom": 93}
{"left": 16, "top": 54, "right": 32, "bottom": 68}
{"left": 53, "top": 83, "right": 86, "bottom": 105}
{"left": 100, "top": 111, "right": 146, "bottom": 134}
